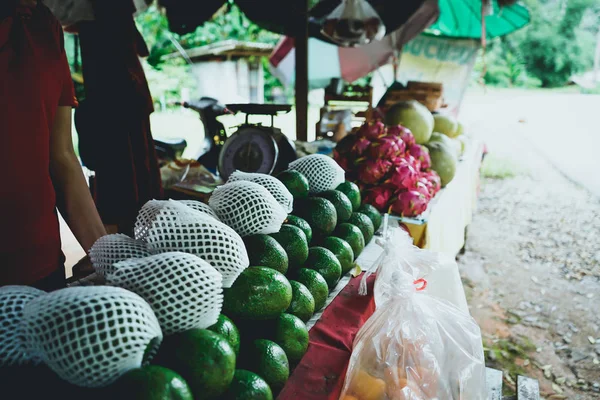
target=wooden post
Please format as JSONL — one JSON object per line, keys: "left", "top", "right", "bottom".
{"left": 295, "top": 0, "right": 309, "bottom": 142}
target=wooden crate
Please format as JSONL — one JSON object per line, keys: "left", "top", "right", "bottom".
{"left": 317, "top": 85, "right": 374, "bottom": 139}
{"left": 382, "top": 81, "right": 444, "bottom": 112}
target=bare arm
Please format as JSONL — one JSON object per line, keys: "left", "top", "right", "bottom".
{"left": 50, "top": 106, "right": 106, "bottom": 252}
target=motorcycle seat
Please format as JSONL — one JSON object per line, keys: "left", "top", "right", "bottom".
{"left": 155, "top": 138, "right": 188, "bottom": 160}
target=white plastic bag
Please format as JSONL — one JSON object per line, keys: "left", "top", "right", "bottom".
{"left": 364, "top": 225, "right": 469, "bottom": 314}
{"left": 341, "top": 230, "right": 486, "bottom": 399}
{"left": 321, "top": 0, "right": 386, "bottom": 47}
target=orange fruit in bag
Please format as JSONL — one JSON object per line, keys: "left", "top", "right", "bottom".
{"left": 384, "top": 366, "right": 437, "bottom": 400}
{"left": 348, "top": 369, "right": 386, "bottom": 400}
{"left": 341, "top": 396, "right": 359, "bottom": 400}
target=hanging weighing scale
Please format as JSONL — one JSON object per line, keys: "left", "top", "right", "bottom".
{"left": 218, "top": 104, "right": 297, "bottom": 180}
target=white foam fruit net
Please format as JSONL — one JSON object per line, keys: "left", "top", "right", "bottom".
{"left": 227, "top": 170, "right": 294, "bottom": 213}
{"left": 144, "top": 200, "right": 249, "bottom": 288}
{"left": 288, "top": 154, "right": 345, "bottom": 193}
{"left": 89, "top": 234, "right": 151, "bottom": 277}
{"left": 134, "top": 200, "right": 172, "bottom": 241}
{"left": 22, "top": 286, "right": 162, "bottom": 388}
{"left": 107, "top": 252, "right": 223, "bottom": 336}
{"left": 177, "top": 200, "right": 220, "bottom": 220}
{"left": 208, "top": 181, "right": 288, "bottom": 237}
{"left": 0, "top": 286, "right": 46, "bottom": 367}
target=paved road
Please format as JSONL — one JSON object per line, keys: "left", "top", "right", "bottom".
{"left": 461, "top": 88, "right": 600, "bottom": 197}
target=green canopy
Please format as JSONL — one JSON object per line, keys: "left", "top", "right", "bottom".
{"left": 424, "top": 0, "right": 530, "bottom": 39}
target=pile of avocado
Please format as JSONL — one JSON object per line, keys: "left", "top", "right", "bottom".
{"left": 8, "top": 170, "right": 382, "bottom": 400}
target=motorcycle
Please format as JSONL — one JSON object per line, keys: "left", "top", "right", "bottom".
{"left": 153, "top": 97, "right": 232, "bottom": 173}
{"left": 154, "top": 98, "right": 298, "bottom": 180}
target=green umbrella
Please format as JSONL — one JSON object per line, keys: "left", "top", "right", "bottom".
{"left": 424, "top": 0, "right": 530, "bottom": 39}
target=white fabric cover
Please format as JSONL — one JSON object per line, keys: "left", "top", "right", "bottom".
{"left": 424, "top": 139, "right": 484, "bottom": 256}
{"left": 227, "top": 171, "right": 294, "bottom": 213}
{"left": 144, "top": 200, "right": 249, "bottom": 288}
{"left": 22, "top": 286, "right": 162, "bottom": 388}
{"left": 89, "top": 234, "right": 151, "bottom": 277}
{"left": 0, "top": 286, "right": 45, "bottom": 366}
{"left": 107, "top": 252, "right": 223, "bottom": 335}
{"left": 208, "top": 181, "right": 288, "bottom": 237}
{"left": 288, "top": 154, "right": 345, "bottom": 193}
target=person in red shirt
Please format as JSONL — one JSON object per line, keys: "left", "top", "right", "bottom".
{"left": 0, "top": 0, "right": 106, "bottom": 290}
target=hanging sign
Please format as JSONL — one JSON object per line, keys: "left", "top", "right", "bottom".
{"left": 397, "top": 34, "right": 480, "bottom": 115}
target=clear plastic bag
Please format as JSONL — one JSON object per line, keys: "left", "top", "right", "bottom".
{"left": 342, "top": 230, "right": 486, "bottom": 400}
{"left": 372, "top": 227, "right": 469, "bottom": 314}
{"left": 321, "top": 0, "right": 386, "bottom": 47}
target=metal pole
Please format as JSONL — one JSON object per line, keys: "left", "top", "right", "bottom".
{"left": 295, "top": 0, "right": 309, "bottom": 142}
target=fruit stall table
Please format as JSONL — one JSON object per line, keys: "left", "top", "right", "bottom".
{"left": 277, "top": 241, "right": 383, "bottom": 400}
{"left": 399, "top": 138, "right": 485, "bottom": 255}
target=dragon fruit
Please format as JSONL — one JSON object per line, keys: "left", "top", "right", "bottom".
{"left": 351, "top": 137, "right": 372, "bottom": 156}
{"left": 357, "top": 120, "right": 386, "bottom": 141}
{"left": 422, "top": 170, "right": 442, "bottom": 194}
{"left": 389, "top": 190, "right": 429, "bottom": 217}
{"left": 387, "top": 158, "right": 418, "bottom": 190}
{"left": 358, "top": 159, "right": 392, "bottom": 185}
{"left": 335, "top": 133, "right": 358, "bottom": 155}
{"left": 334, "top": 151, "right": 353, "bottom": 172}
{"left": 415, "top": 180, "right": 431, "bottom": 200}
{"left": 367, "top": 135, "right": 406, "bottom": 159}
{"left": 418, "top": 176, "right": 435, "bottom": 197}
{"left": 387, "top": 125, "right": 416, "bottom": 147}
{"left": 363, "top": 185, "right": 394, "bottom": 212}
{"left": 408, "top": 144, "right": 431, "bottom": 170}
{"left": 404, "top": 154, "right": 421, "bottom": 172}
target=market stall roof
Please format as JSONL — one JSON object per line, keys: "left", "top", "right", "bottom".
{"left": 160, "top": 0, "right": 428, "bottom": 42}
{"left": 424, "top": 0, "right": 530, "bottom": 39}
{"left": 164, "top": 40, "right": 275, "bottom": 61}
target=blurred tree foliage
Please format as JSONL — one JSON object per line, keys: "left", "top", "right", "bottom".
{"left": 134, "top": 2, "right": 284, "bottom": 103}
{"left": 478, "top": 0, "right": 600, "bottom": 88}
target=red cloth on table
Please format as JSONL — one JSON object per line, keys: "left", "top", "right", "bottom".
{"left": 278, "top": 274, "right": 377, "bottom": 400}
{"left": 0, "top": 4, "right": 77, "bottom": 285}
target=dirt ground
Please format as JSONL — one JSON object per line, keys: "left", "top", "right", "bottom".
{"left": 458, "top": 89, "right": 600, "bottom": 399}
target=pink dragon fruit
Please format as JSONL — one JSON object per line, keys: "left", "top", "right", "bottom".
{"left": 367, "top": 135, "right": 406, "bottom": 159}
{"left": 351, "top": 137, "right": 372, "bottom": 156}
{"left": 357, "top": 120, "right": 386, "bottom": 141}
{"left": 356, "top": 181, "right": 371, "bottom": 193}
{"left": 334, "top": 151, "right": 353, "bottom": 172}
{"left": 387, "top": 158, "right": 418, "bottom": 190}
{"left": 408, "top": 144, "right": 431, "bottom": 171}
{"left": 389, "top": 190, "right": 429, "bottom": 217}
{"left": 387, "top": 125, "right": 416, "bottom": 147}
{"left": 363, "top": 185, "right": 394, "bottom": 212}
{"left": 358, "top": 159, "right": 392, "bottom": 185}
{"left": 415, "top": 180, "right": 431, "bottom": 200}
{"left": 335, "top": 133, "right": 358, "bottom": 155}
{"left": 422, "top": 170, "right": 442, "bottom": 195}
{"left": 417, "top": 176, "right": 435, "bottom": 197}
{"left": 405, "top": 153, "right": 421, "bottom": 170}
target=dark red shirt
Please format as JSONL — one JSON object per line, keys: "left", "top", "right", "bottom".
{"left": 0, "top": 4, "right": 77, "bottom": 285}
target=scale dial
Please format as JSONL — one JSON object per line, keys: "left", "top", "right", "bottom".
{"left": 218, "top": 126, "right": 279, "bottom": 180}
